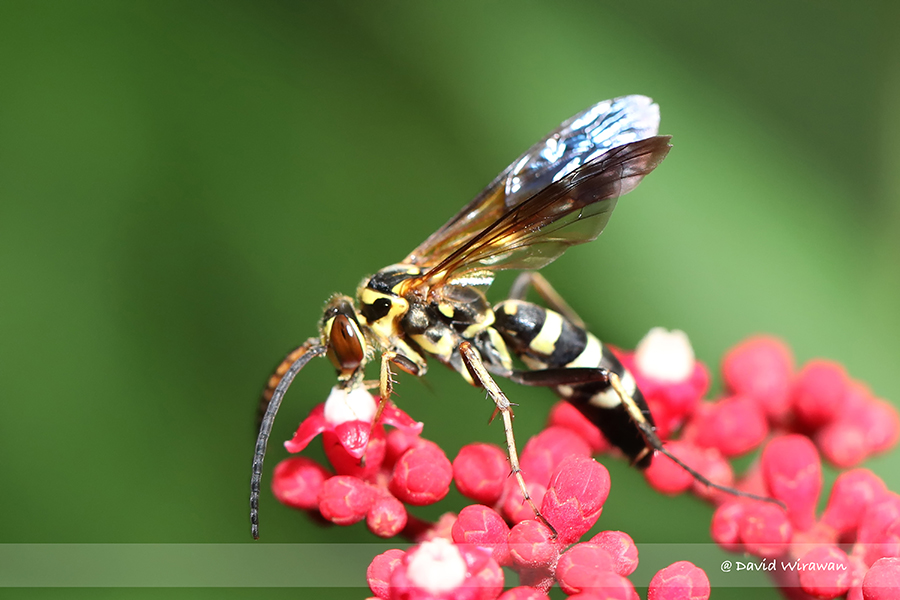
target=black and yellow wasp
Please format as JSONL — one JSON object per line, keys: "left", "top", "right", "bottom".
{"left": 250, "top": 95, "right": 764, "bottom": 539}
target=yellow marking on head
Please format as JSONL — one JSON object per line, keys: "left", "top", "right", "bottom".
{"left": 566, "top": 334, "right": 603, "bottom": 369}
{"left": 529, "top": 310, "right": 563, "bottom": 356}
{"left": 359, "top": 288, "right": 380, "bottom": 310}
{"left": 358, "top": 288, "right": 409, "bottom": 343}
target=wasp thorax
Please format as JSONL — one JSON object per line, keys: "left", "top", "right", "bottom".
{"left": 321, "top": 296, "right": 365, "bottom": 377}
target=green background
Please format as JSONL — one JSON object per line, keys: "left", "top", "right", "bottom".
{"left": 2, "top": 1, "right": 899, "bottom": 598}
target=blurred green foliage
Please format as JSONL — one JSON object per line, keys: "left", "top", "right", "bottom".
{"left": 1, "top": 1, "right": 898, "bottom": 599}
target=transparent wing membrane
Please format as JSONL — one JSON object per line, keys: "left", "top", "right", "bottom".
{"left": 404, "top": 95, "right": 662, "bottom": 270}
{"left": 406, "top": 135, "right": 671, "bottom": 289}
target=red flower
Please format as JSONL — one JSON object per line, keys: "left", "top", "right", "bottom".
{"left": 284, "top": 385, "right": 423, "bottom": 460}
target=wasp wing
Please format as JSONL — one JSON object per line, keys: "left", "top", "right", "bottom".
{"left": 402, "top": 136, "right": 670, "bottom": 291}
{"left": 404, "top": 95, "right": 662, "bottom": 269}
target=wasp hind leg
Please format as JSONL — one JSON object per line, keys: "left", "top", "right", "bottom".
{"left": 511, "top": 367, "right": 785, "bottom": 508}
{"left": 508, "top": 272, "right": 585, "bottom": 329}
{"left": 458, "top": 341, "right": 557, "bottom": 537}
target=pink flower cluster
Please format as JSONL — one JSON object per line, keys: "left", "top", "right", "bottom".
{"left": 366, "top": 454, "right": 709, "bottom": 600}
{"left": 271, "top": 332, "right": 899, "bottom": 599}
{"left": 272, "top": 385, "right": 456, "bottom": 538}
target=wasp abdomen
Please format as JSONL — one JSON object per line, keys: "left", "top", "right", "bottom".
{"left": 493, "top": 299, "right": 655, "bottom": 467}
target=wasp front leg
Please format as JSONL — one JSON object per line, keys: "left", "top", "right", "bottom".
{"left": 372, "top": 349, "right": 423, "bottom": 425}
{"left": 458, "top": 341, "right": 556, "bottom": 536}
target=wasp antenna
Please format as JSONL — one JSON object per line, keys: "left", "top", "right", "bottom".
{"left": 654, "top": 443, "right": 786, "bottom": 509}
{"left": 250, "top": 338, "right": 326, "bottom": 540}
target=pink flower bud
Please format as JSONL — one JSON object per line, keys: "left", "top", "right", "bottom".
{"left": 390, "top": 539, "right": 472, "bottom": 600}
{"left": 647, "top": 561, "right": 710, "bottom": 600}
{"left": 384, "top": 428, "right": 425, "bottom": 470}
{"left": 318, "top": 475, "right": 377, "bottom": 525}
{"left": 367, "top": 495, "right": 407, "bottom": 538}
{"left": 643, "top": 441, "right": 699, "bottom": 495}
{"left": 645, "top": 397, "right": 678, "bottom": 440}
{"left": 271, "top": 457, "right": 331, "bottom": 510}
{"left": 520, "top": 426, "right": 592, "bottom": 488}
{"left": 761, "top": 435, "right": 822, "bottom": 531}
{"left": 389, "top": 440, "right": 452, "bottom": 506}
{"left": 817, "top": 421, "right": 869, "bottom": 468}
{"left": 857, "top": 493, "right": 900, "bottom": 566}
{"left": 451, "top": 505, "right": 511, "bottom": 566}
{"left": 501, "top": 478, "right": 547, "bottom": 525}
{"left": 739, "top": 502, "right": 792, "bottom": 558}
{"left": 367, "top": 549, "right": 405, "bottom": 600}
{"left": 624, "top": 332, "right": 709, "bottom": 435}
{"left": 862, "top": 557, "right": 900, "bottom": 600}
{"left": 821, "top": 469, "right": 887, "bottom": 534}
{"left": 453, "top": 443, "right": 507, "bottom": 505}
{"left": 691, "top": 395, "right": 768, "bottom": 457}
{"left": 323, "top": 425, "right": 386, "bottom": 479}
{"left": 541, "top": 456, "right": 610, "bottom": 543}
{"left": 792, "top": 360, "right": 848, "bottom": 430}
{"left": 845, "top": 554, "right": 869, "bottom": 600}
{"left": 547, "top": 401, "right": 610, "bottom": 453}
{"left": 797, "top": 545, "right": 851, "bottom": 598}
{"left": 588, "top": 531, "right": 639, "bottom": 576}
{"left": 850, "top": 397, "right": 900, "bottom": 456}
{"left": 555, "top": 543, "right": 616, "bottom": 595}
{"left": 463, "top": 548, "right": 504, "bottom": 600}
{"left": 497, "top": 587, "right": 551, "bottom": 600}
{"left": 689, "top": 446, "right": 736, "bottom": 503}
{"left": 517, "top": 569, "right": 556, "bottom": 595}
{"left": 721, "top": 335, "right": 793, "bottom": 421}
{"left": 570, "top": 573, "right": 637, "bottom": 600}
{"left": 508, "top": 519, "right": 559, "bottom": 570}
{"left": 710, "top": 501, "right": 746, "bottom": 552}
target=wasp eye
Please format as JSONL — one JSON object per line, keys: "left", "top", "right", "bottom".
{"left": 327, "top": 314, "right": 364, "bottom": 373}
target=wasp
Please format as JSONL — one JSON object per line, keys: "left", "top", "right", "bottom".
{"left": 250, "top": 95, "right": 772, "bottom": 539}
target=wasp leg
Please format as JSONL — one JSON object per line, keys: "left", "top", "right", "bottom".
{"left": 372, "top": 351, "right": 422, "bottom": 427}
{"left": 458, "top": 341, "right": 557, "bottom": 537}
{"left": 508, "top": 272, "right": 585, "bottom": 329}
{"left": 512, "top": 367, "right": 785, "bottom": 508}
